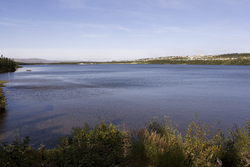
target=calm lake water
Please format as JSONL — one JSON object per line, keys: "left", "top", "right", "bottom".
{"left": 0, "top": 64, "right": 250, "bottom": 148}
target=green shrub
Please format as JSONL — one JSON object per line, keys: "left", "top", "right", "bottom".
{"left": 129, "top": 116, "right": 186, "bottom": 167}
{"left": 46, "top": 121, "right": 128, "bottom": 167}
{"left": 225, "top": 120, "right": 250, "bottom": 166}
{"left": 0, "top": 137, "right": 47, "bottom": 167}
{"left": 184, "top": 113, "right": 224, "bottom": 166}
{"left": 0, "top": 81, "right": 7, "bottom": 112}
{"left": 1, "top": 115, "right": 250, "bottom": 166}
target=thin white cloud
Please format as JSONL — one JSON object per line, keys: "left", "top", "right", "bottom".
{"left": 75, "top": 23, "right": 130, "bottom": 31}
{"left": 49, "top": 22, "right": 130, "bottom": 31}
{"left": 0, "top": 18, "right": 130, "bottom": 32}
{"left": 108, "top": 0, "right": 186, "bottom": 9}
{"left": 153, "top": 26, "right": 187, "bottom": 34}
{"left": 58, "top": 0, "right": 86, "bottom": 9}
{"left": 80, "top": 33, "right": 108, "bottom": 38}
{"left": 0, "top": 21, "right": 18, "bottom": 26}
{"left": 197, "top": 31, "right": 250, "bottom": 40}
{"left": 0, "top": 18, "right": 40, "bottom": 27}
{"left": 130, "top": 34, "right": 153, "bottom": 37}
{"left": 153, "top": 0, "right": 190, "bottom": 9}
{"left": 120, "top": 0, "right": 250, "bottom": 10}
{"left": 118, "top": 0, "right": 194, "bottom": 9}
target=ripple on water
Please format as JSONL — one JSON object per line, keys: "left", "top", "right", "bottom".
{"left": 0, "top": 64, "right": 250, "bottom": 148}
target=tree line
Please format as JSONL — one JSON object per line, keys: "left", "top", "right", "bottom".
{"left": 93, "top": 53, "right": 250, "bottom": 65}
{"left": 0, "top": 55, "right": 16, "bottom": 73}
{"left": 214, "top": 53, "right": 250, "bottom": 58}
{"left": 144, "top": 59, "right": 250, "bottom": 65}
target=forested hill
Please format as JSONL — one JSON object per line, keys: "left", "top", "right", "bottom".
{"left": 0, "top": 56, "right": 17, "bottom": 73}
{"left": 215, "top": 53, "right": 250, "bottom": 58}
{"left": 127, "top": 53, "right": 250, "bottom": 65}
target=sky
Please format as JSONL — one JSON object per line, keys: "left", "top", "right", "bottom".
{"left": 0, "top": 0, "right": 250, "bottom": 61}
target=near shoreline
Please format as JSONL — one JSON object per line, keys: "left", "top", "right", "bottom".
{"left": 0, "top": 80, "right": 7, "bottom": 112}
{"left": 1, "top": 116, "right": 250, "bottom": 166}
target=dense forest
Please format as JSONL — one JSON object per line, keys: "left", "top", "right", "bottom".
{"left": 0, "top": 55, "right": 16, "bottom": 73}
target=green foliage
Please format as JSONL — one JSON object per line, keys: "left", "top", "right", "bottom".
{"left": 46, "top": 121, "right": 128, "bottom": 167}
{"left": 226, "top": 120, "right": 250, "bottom": 166}
{"left": 146, "top": 117, "right": 166, "bottom": 136}
{"left": 0, "top": 56, "right": 16, "bottom": 73}
{"left": 99, "top": 53, "right": 250, "bottom": 65}
{"left": 0, "top": 80, "right": 7, "bottom": 112}
{"left": 215, "top": 53, "right": 250, "bottom": 58}
{"left": 184, "top": 113, "right": 224, "bottom": 166}
{"left": 0, "top": 137, "right": 47, "bottom": 167}
{"left": 145, "top": 59, "right": 250, "bottom": 65}
{"left": 129, "top": 116, "right": 186, "bottom": 167}
{"left": 2, "top": 116, "right": 250, "bottom": 166}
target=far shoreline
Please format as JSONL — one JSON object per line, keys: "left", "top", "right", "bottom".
{"left": 16, "top": 53, "right": 250, "bottom": 66}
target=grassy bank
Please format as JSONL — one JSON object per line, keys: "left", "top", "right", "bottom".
{"left": 0, "top": 80, "right": 7, "bottom": 112}
{"left": 1, "top": 114, "right": 250, "bottom": 166}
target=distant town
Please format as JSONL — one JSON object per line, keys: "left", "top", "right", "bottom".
{"left": 135, "top": 54, "right": 249, "bottom": 61}
{"left": 103, "top": 53, "right": 250, "bottom": 65}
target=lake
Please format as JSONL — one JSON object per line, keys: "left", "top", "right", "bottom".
{"left": 0, "top": 64, "right": 250, "bottom": 148}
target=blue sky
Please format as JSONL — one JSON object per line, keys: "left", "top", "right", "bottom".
{"left": 0, "top": 0, "right": 249, "bottom": 61}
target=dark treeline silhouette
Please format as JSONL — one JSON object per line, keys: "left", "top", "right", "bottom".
{"left": 0, "top": 55, "right": 16, "bottom": 73}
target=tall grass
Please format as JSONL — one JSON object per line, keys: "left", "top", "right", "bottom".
{"left": 1, "top": 115, "right": 250, "bottom": 166}
{"left": 128, "top": 116, "right": 186, "bottom": 167}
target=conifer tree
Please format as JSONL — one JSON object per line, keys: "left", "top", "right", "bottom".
{"left": 0, "top": 55, "right": 16, "bottom": 73}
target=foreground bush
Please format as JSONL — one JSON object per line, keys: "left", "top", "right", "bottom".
{"left": 46, "top": 121, "right": 128, "bottom": 167}
{"left": 0, "top": 137, "right": 46, "bottom": 166}
{"left": 1, "top": 115, "right": 250, "bottom": 166}
{"left": 128, "top": 116, "right": 186, "bottom": 167}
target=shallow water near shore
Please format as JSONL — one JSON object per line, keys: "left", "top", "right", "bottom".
{"left": 0, "top": 64, "right": 249, "bottom": 148}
